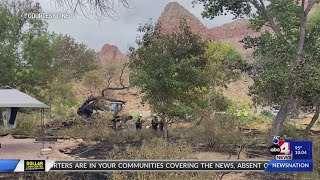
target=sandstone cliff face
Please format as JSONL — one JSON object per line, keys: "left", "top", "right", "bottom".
{"left": 98, "top": 44, "right": 128, "bottom": 65}
{"left": 158, "top": 2, "right": 258, "bottom": 63}
{"left": 97, "top": 2, "right": 258, "bottom": 64}
{"left": 158, "top": 2, "right": 210, "bottom": 38}
{"left": 98, "top": 1, "right": 319, "bottom": 65}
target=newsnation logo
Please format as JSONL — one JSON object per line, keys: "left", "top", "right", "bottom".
{"left": 270, "top": 139, "right": 292, "bottom": 160}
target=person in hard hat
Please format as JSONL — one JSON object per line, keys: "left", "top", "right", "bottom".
{"left": 135, "top": 114, "right": 143, "bottom": 130}
{"left": 151, "top": 114, "right": 159, "bottom": 131}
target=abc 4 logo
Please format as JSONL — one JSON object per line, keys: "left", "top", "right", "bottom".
{"left": 269, "top": 140, "right": 291, "bottom": 155}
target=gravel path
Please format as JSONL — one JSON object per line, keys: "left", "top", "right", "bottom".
{"left": 0, "top": 136, "right": 80, "bottom": 160}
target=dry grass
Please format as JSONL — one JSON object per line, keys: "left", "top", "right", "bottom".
{"left": 0, "top": 172, "right": 67, "bottom": 180}
{"left": 110, "top": 138, "right": 219, "bottom": 180}
{"left": 219, "top": 76, "right": 253, "bottom": 102}
{"left": 182, "top": 113, "right": 243, "bottom": 152}
{"left": 238, "top": 115, "right": 272, "bottom": 132}
{"left": 0, "top": 112, "right": 41, "bottom": 137}
{"left": 56, "top": 117, "right": 112, "bottom": 141}
{"left": 107, "top": 128, "right": 157, "bottom": 144}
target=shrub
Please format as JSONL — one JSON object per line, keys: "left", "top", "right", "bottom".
{"left": 227, "top": 100, "right": 253, "bottom": 116}
{"left": 1, "top": 112, "right": 41, "bottom": 136}
{"left": 57, "top": 117, "right": 111, "bottom": 141}
{"left": 261, "top": 110, "right": 275, "bottom": 118}
{"left": 280, "top": 123, "right": 305, "bottom": 141}
{"left": 238, "top": 114, "right": 256, "bottom": 122}
{"left": 186, "top": 113, "right": 242, "bottom": 152}
{"left": 238, "top": 115, "right": 272, "bottom": 131}
{"left": 107, "top": 128, "right": 158, "bottom": 144}
{"left": 51, "top": 105, "right": 78, "bottom": 123}
{"left": 204, "top": 114, "right": 242, "bottom": 150}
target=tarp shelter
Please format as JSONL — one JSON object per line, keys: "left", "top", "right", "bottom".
{"left": 0, "top": 87, "right": 49, "bottom": 148}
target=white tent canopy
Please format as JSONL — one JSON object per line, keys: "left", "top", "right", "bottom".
{"left": 0, "top": 88, "right": 49, "bottom": 108}
{"left": 0, "top": 87, "right": 49, "bottom": 149}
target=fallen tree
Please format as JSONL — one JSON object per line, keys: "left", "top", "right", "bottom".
{"left": 77, "top": 63, "right": 129, "bottom": 118}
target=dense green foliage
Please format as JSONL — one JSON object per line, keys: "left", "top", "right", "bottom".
{"left": 129, "top": 20, "right": 244, "bottom": 123}
{"left": 194, "top": 0, "right": 320, "bottom": 136}
{"left": 0, "top": 0, "right": 97, "bottom": 110}
{"left": 129, "top": 21, "right": 210, "bottom": 120}
{"left": 0, "top": 0, "right": 100, "bottom": 128}
{"left": 248, "top": 4, "right": 320, "bottom": 108}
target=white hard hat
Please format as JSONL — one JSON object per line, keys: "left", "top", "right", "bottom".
{"left": 153, "top": 113, "right": 157, "bottom": 116}
{"left": 139, "top": 114, "right": 143, "bottom": 117}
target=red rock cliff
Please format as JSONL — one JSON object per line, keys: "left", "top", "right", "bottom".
{"left": 98, "top": 44, "right": 128, "bottom": 65}
{"left": 158, "top": 2, "right": 210, "bottom": 38}
{"left": 158, "top": 2, "right": 258, "bottom": 62}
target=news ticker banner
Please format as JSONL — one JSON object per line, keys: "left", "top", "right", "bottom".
{"left": 0, "top": 140, "right": 313, "bottom": 173}
{"left": 0, "top": 159, "right": 313, "bottom": 172}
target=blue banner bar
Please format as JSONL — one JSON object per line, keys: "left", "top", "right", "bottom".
{"left": 291, "top": 141, "right": 312, "bottom": 160}
{"left": 0, "top": 159, "right": 20, "bottom": 172}
{"left": 265, "top": 160, "right": 313, "bottom": 172}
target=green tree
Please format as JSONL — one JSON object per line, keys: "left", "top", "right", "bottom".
{"left": 0, "top": 0, "right": 44, "bottom": 125}
{"left": 129, "top": 21, "right": 210, "bottom": 140}
{"left": 0, "top": 0, "right": 44, "bottom": 89}
{"left": 194, "top": 0, "right": 320, "bottom": 140}
{"left": 48, "top": 34, "right": 98, "bottom": 81}
{"left": 0, "top": 0, "right": 98, "bottom": 121}
{"left": 299, "top": 6, "right": 320, "bottom": 134}
{"left": 248, "top": 4, "right": 320, "bottom": 135}
{"left": 129, "top": 21, "right": 245, "bottom": 139}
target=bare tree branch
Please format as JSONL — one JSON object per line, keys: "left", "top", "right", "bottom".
{"left": 80, "top": 95, "right": 127, "bottom": 106}
{"left": 119, "top": 62, "right": 128, "bottom": 87}
{"left": 102, "top": 63, "right": 129, "bottom": 96}
{"left": 306, "top": 0, "right": 320, "bottom": 14}
{"left": 78, "top": 62, "right": 130, "bottom": 117}
{"left": 106, "top": 76, "right": 113, "bottom": 87}
{"left": 53, "top": 0, "right": 133, "bottom": 20}
{"left": 99, "top": 96, "right": 127, "bottom": 104}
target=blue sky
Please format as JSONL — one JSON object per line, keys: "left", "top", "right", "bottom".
{"left": 40, "top": 0, "right": 234, "bottom": 53}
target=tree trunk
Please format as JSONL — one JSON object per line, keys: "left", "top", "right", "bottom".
{"left": 254, "top": 105, "right": 257, "bottom": 114}
{"left": 305, "top": 106, "right": 320, "bottom": 135}
{"left": 269, "top": 102, "right": 291, "bottom": 143}
{"left": 164, "top": 117, "right": 169, "bottom": 142}
{"left": 0, "top": 108, "right": 3, "bottom": 126}
{"left": 261, "top": 0, "right": 316, "bottom": 144}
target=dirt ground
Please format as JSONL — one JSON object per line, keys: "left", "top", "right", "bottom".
{"left": 0, "top": 135, "right": 81, "bottom": 160}
{"left": 1, "top": 114, "right": 316, "bottom": 180}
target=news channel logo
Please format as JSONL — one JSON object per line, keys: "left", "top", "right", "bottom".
{"left": 24, "top": 160, "right": 45, "bottom": 172}
{"left": 269, "top": 139, "right": 293, "bottom": 160}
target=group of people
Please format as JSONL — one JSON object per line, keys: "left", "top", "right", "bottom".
{"left": 111, "top": 111, "right": 164, "bottom": 131}
{"left": 135, "top": 114, "right": 164, "bottom": 131}
{"left": 111, "top": 110, "right": 133, "bottom": 130}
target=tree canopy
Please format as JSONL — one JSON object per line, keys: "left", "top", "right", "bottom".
{"left": 129, "top": 20, "right": 245, "bottom": 141}
{"left": 194, "top": 0, "right": 320, "bottom": 138}
{"left": 129, "top": 21, "right": 210, "bottom": 121}
{"left": 0, "top": 0, "right": 97, "bottom": 103}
